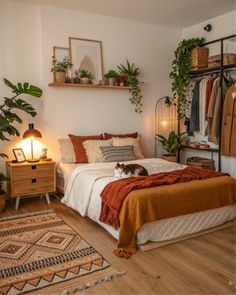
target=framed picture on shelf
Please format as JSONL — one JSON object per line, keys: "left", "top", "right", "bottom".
{"left": 53, "top": 46, "right": 70, "bottom": 62}
{"left": 52, "top": 47, "right": 70, "bottom": 83}
{"left": 69, "top": 37, "right": 104, "bottom": 83}
{"left": 12, "top": 148, "right": 26, "bottom": 163}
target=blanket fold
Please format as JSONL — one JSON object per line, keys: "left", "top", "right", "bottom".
{"left": 99, "top": 167, "right": 236, "bottom": 258}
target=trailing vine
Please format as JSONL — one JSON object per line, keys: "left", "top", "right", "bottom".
{"left": 117, "top": 60, "right": 143, "bottom": 113}
{"left": 170, "top": 37, "right": 204, "bottom": 118}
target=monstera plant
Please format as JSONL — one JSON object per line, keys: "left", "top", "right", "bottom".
{"left": 0, "top": 78, "right": 42, "bottom": 211}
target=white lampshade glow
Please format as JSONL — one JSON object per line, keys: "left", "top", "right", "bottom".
{"left": 17, "top": 139, "right": 43, "bottom": 160}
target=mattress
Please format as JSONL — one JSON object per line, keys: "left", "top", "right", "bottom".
{"left": 60, "top": 159, "right": 236, "bottom": 245}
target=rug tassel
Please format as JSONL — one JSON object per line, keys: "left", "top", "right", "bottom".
{"left": 60, "top": 271, "right": 125, "bottom": 295}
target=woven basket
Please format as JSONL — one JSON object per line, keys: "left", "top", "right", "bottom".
{"left": 208, "top": 53, "right": 236, "bottom": 68}
{"left": 191, "top": 47, "right": 209, "bottom": 70}
{"left": 187, "top": 157, "right": 215, "bottom": 171}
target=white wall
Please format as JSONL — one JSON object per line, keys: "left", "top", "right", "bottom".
{"left": 0, "top": 1, "right": 181, "bottom": 164}
{"left": 182, "top": 10, "right": 236, "bottom": 177}
{"left": 0, "top": 0, "right": 43, "bottom": 169}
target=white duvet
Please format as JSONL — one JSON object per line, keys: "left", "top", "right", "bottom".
{"left": 62, "top": 158, "right": 184, "bottom": 217}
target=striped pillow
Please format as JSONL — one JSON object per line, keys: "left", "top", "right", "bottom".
{"left": 100, "top": 145, "right": 136, "bottom": 162}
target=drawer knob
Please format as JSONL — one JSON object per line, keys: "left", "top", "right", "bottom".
{"left": 31, "top": 166, "right": 37, "bottom": 170}
{"left": 32, "top": 179, "right": 37, "bottom": 183}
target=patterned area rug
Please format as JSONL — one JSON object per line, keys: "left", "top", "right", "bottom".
{"left": 0, "top": 210, "right": 123, "bottom": 295}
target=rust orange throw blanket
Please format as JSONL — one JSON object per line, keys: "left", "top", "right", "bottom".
{"left": 99, "top": 167, "right": 236, "bottom": 258}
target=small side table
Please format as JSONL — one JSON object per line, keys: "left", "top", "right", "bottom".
{"left": 6, "top": 161, "right": 56, "bottom": 209}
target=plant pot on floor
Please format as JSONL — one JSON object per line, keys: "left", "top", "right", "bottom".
{"left": 163, "top": 155, "right": 177, "bottom": 163}
{"left": 54, "top": 72, "right": 66, "bottom": 83}
{"left": 0, "top": 192, "right": 6, "bottom": 212}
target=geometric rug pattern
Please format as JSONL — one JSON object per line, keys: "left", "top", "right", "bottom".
{"left": 0, "top": 210, "right": 122, "bottom": 295}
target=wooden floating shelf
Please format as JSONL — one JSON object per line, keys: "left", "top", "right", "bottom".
{"left": 190, "top": 63, "right": 236, "bottom": 75}
{"left": 180, "top": 145, "right": 219, "bottom": 153}
{"left": 48, "top": 83, "right": 131, "bottom": 90}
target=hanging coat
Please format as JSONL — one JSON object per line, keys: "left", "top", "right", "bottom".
{"left": 221, "top": 84, "right": 236, "bottom": 157}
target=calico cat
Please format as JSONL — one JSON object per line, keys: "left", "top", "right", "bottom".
{"left": 114, "top": 162, "right": 148, "bottom": 179}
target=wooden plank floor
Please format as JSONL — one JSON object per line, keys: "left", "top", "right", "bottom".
{"left": 1, "top": 196, "right": 236, "bottom": 295}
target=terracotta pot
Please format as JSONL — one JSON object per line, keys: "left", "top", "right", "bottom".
{"left": 80, "top": 77, "right": 90, "bottom": 84}
{"left": 163, "top": 155, "right": 177, "bottom": 163}
{"left": 54, "top": 72, "right": 66, "bottom": 83}
{"left": 0, "top": 192, "right": 6, "bottom": 213}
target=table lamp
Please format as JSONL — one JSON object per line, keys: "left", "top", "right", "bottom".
{"left": 23, "top": 123, "right": 42, "bottom": 162}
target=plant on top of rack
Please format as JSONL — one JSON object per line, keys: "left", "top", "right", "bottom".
{"left": 170, "top": 37, "right": 204, "bottom": 118}
{"left": 117, "top": 60, "right": 143, "bottom": 113}
{"left": 0, "top": 78, "right": 42, "bottom": 206}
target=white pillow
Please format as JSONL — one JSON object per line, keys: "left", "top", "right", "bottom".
{"left": 112, "top": 137, "right": 144, "bottom": 159}
{"left": 58, "top": 138, "right": 76, "bottom": 163}
{"left": 83, "top": 139, "right": 112, "bottom": 163}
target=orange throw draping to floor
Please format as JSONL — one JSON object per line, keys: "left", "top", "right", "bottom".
{"left": 99, "top": 167, "right": 236, "bottom": 258}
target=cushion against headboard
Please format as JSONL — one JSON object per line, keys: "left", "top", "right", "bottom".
{"left": 69, "top": 134, "right": 104, "bottom": 163}
{"left": 58, "top": 138, "right": 76, "bottom": 163}
{"left": 100, "top": 145, "right": 136, "bottom": 162}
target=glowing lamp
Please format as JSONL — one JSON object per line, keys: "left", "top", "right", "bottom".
{"left": 23, "top": 123, "right": 42, "bottom": 162}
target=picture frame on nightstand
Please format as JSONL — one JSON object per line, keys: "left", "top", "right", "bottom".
{"left": 12, "top": 148, "right": 26, "bottom": 163}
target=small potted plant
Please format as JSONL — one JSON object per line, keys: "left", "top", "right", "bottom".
{"left": 156, "top": 131, "right": 186, "bottom": 162}
{"left": 79, "top": 70, "right": 93, "bottom": 84}
{"left": 104, "top": 70, "right": 120, "bottom": 86}
{"left": 0, "top": 173, "right": 8, "bottom": 212}
{"left": 51, "top": 56, "right": 72, "bottom": 83}
{"left": 117, "top": 60, "right": 143, "bottom": 113}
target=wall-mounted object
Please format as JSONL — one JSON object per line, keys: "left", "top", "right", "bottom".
{"left": 204, "top": 24, "right": 212, "bottom": 32}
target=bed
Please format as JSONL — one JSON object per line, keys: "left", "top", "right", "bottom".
{"left": 59, "top": 158, "right": 236, "bottom": 254}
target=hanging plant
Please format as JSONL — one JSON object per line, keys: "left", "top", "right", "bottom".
{"left": 117, "top": 60, "right": 143, "bottom": 113}
{"left": 170, "top": 37, "right": 204, "bottom": 118}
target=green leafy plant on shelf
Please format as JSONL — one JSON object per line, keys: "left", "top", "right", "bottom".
{"left": 170, "top": 37, "right": 204, "bottom": 118}
{"left": 104, "top": 70, "right": 120, "bottom": 79}
{"left": 0, "top": 78, "right": 42, "bottom": 196}
{"left": 79, "top": 70, "right": 93, "bottom": 79}
{"left": 117, "top": 60, "right": 143, "bottom": 113}
{"left": 156, "top": 131, "right": 186, "bottom": 156}
{"left": 51, "top": 56, "right": 72, "bottom": 72}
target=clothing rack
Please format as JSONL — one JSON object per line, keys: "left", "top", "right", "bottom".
{"left": 181, "top": 34, "right": 236, "bottom": 172}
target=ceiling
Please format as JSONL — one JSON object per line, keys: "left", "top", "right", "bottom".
{"left": 15, "top": 0, "right": 236, "bottom": 28}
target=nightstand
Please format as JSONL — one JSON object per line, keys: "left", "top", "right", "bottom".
{"left": 6, "top": 161, "right": 56, "bottom": 209}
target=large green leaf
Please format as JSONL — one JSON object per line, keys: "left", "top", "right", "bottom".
{"left": 4, "top": 78, "right": 42, "bottom": 98}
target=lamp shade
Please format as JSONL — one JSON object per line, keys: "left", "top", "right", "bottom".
{"left": 23, "top": 123, "right": 42, "bottom": 139}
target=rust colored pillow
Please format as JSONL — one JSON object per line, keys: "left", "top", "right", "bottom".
{"left": 104, "top": 132, "right": 138, "bottom": 140}
{"left": 69, "top": 134, "right": 103, "bottom": 163}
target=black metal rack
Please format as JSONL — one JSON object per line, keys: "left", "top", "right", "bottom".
{"left": 186, "top": 34, "right": 236, "bottom": 172}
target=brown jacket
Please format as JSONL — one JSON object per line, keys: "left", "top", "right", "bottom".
{"left": 221, "top": 84, "right": 236, "bottom": 157}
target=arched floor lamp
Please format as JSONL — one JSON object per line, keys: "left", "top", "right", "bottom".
{"left": 154, "top": 96, "right": 177, "bottom": 157}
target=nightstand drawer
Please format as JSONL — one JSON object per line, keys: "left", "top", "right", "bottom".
{"left": 12, "top": 164, "right": 54, "bottom": 180}
{"left": 12, "top": 177, "right": 55, "bottom": 196}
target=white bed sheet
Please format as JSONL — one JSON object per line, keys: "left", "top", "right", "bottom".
{"left": 60, "top": 159, "right": 236, "bottom": 245}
